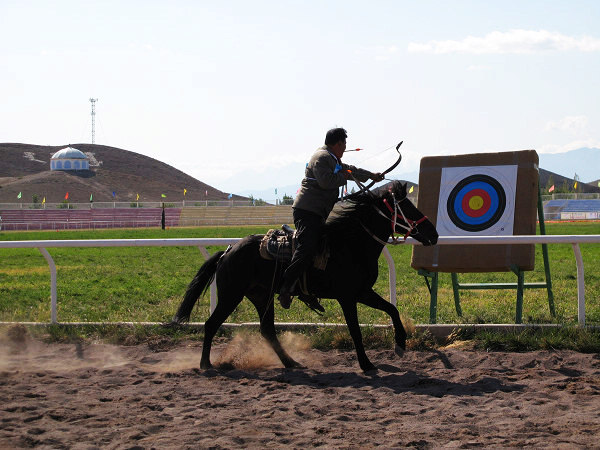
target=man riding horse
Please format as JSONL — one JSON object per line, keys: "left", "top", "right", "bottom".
{"left": 278, "top": 128, "right": 384, "bottom": 310}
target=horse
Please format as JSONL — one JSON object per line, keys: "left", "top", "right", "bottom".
{"left": 169, "top": 180, "right": 438, "bottom": 372}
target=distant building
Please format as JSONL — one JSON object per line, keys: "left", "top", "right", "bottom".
{"left": 50, "top": 147, "right": 90, "bottom": 171}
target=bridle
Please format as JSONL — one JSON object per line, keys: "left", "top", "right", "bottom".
{"left": 361, "top": 192, "right": 428, "bottom": 246}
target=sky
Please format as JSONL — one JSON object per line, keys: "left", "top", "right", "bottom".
{"left": 1, "top": 0, "right": 599, "bottom": 201}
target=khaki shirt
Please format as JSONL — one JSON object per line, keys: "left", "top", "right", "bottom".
{"left": 293, "top": 146, "right": 373, "bottom": 219}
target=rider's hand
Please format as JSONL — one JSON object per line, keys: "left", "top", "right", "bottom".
{"left": 371, "top": 172, "right": 384, "bottom": 182}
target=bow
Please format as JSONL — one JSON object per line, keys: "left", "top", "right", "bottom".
{"left": 344, "top": 141, "right": 403, "bottom": 199}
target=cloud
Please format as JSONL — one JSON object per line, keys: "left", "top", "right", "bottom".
{"left": 537, "top": 138, "right": 600, "bottom": 154}
{"left": 408, "top": 30, "right": 600, "bottom": 54}
{"left": 545, "top": 115, "right": 589, "bottom": 133}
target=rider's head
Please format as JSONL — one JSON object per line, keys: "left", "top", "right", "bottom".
{"left": 325, "top": 127, "right": 347, "bottom": 159}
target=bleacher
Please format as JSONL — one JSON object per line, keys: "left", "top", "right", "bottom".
{"left": 0, "top": 208, "right": 181, "bottom": 231}
{"left": 178, "top": 206, "right": 293, "bottom": 226}
{"left": 543, "top": 199, "right": 600, "bottom": 220}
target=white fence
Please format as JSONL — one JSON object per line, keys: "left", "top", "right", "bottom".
{"left": 1, "top": 235, "right": 599, "bottom": 325}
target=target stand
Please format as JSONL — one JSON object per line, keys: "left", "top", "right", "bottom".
{"left": 411, "top": 150, "right": 554, "bottom": 324}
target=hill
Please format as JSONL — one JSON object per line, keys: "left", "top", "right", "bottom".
{"left": 0, "top": 143, "right": 247, "bottom": 203}
{"left": 539, "top": 168, "right": 600, "bottom": 194}
{"left": 538, "top": 147, "right": 600, "bottom": 184}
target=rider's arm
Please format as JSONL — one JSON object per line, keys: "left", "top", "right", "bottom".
{"left": 343, "top": 164, "right": 375, "bottom": 183}
{"left": 312, "top": 153, "right": 347, "bottom": 189}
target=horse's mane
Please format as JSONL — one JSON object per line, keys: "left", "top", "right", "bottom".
{"left": 326, "top": 181, "right": 406, "bottom": 236}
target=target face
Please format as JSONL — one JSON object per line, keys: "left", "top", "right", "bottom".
{"left": 437, "top": 165, "right": 517, "bottom": 236}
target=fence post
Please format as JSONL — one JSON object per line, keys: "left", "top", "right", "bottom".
{"left": 198, "top": 246, "right": 217, "bottom": 313}
{"left": 38, "top": 248, "right": 57, "bottom": 324}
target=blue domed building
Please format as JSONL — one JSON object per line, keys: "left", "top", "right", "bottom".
{"left": 50, "top": 147, "right": 90, "bottom": 171}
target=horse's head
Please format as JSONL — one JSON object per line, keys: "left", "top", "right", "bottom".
{"left": 379, "top": 181, "right": 438, "bottom": 246}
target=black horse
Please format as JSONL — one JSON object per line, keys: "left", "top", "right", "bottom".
{"left": 170, "top": 180, "right": 438, "bottom": 372}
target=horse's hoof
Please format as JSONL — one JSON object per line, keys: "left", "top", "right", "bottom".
{"left": 363, "top": 366, "right": 378, "bottom": 375}
{"left": 200, "top": 360, "right": 213, "bottom": 370}
{"left": 285, "top": 360, "right": 305, "bottom": 369}
{"left": 394, "top": 344, "right": 405, "bottom": 357}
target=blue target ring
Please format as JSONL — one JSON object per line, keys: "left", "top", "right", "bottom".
{"left": 447, "top": 174, "right": 506, "bottom": 232}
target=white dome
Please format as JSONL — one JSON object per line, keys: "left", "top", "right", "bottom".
{"left": 51, "top": 147, "right": 87, "bottom": 159}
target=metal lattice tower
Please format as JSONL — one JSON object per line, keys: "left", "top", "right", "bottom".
{"left": 89, "top": 98, "right": 98, "bottom": 144}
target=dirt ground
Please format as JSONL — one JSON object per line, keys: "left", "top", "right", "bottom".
{"left": 1, "top": 328, "right": 600, "bottom": 449}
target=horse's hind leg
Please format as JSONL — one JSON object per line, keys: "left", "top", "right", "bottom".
{"left": 200, "top": 290, "right": 243, "bottom": 369}
{"left": 248, "top": 291, "right": 303, "bottom": 369}
{"left": 358, "top": 289, "right": 406, "bottom": 354}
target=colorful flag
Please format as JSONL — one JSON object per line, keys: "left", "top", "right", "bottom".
{"left": 409, "top": 185, "right": 414, "bottom": 194}
{"left": 90, "top": 193, "right": 93, "bottom": 202}
{"left": 42, "top": 197, "right": 46, "bottom": 204}
{"left": 228, "top": 193, "right": 233, "bottom": 199}
{"left": 17, "top": 192, "right": 22, "bottom": 199}
{"left": 183, "top": 188, "right": 187, "bottom": 196}
{"left": 161, "top": 194, "right": 166, "bottom": 198}
{"left": 549, "top": 185, "right": 555, "bottom": 193}
{"left": 112, "top": 191, "right": 116, "bottom": 198}
{"left": 65, "top": 192, "right": 69, "bottom": 200}
{"left": 136, "top": 193, "right": 139, "bottom": 201}
{"left": 574, "top": 181, "right": 578, "bottom": 189}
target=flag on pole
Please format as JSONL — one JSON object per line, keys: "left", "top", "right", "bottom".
{"left": 574, "top": 181, "right": 578, "bottom": 189}
{"left": 65, "top": 192, "right": 69, "bottom": 200}
{"left": 161, "top": 194, "right": 166, "bottom": 198}
{"left": 409, "top": 185, "right": 414, "bottom": 194}
{"left": 549, "top": 185, "right": 555, "bottom": 193}
{"left": 228, "top": 193, "right": 233, "bottom": 199}
{"left": 90, "top": 193, "right": 93, "bottom": 202}
{"left": 42, "top": 197, "right": 46, "bottom": 204}
{"left": 183, "top": 188, "right": 187, "bottom": 196}
{"left": 136, "top": 193, "right": 139, "bottom": 201}
{"left": 17, "top": 192, "right": 22, "bottom": 199}
{"left": 112, "top": 191, "right": 116, "bottom": 198}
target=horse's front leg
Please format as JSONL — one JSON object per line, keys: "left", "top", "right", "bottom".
{"left": 338, "top": 299, "right": 376, "bottom": 373}
{"left": 358, "top": 289, "right": 406, "bottom": 355}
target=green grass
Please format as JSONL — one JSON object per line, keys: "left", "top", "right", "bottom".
{"left": 0, "top": 222, "right": 599, "bottom": 330}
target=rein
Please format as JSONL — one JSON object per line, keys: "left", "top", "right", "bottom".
{"left": 360, "top": 194, "right": 428, "bottom": 245}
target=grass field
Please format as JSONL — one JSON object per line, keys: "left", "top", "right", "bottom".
{"left": 1, "top": 222, "right": 599, "bottom": 328}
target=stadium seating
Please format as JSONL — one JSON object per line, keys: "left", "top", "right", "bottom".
{"left": 0, "top": 208, "right": 181, "bottom": 231}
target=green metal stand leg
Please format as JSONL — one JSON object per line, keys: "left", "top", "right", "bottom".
{"left": 429, "top": 272, "right": 439, "bottom": 324}
{"left": 515, "top": 268, "right": 524, "bottom": 324}
{"left": 450, "top": 273, "right": 463, "bottom": 317}
{"left": 537, "top": 184, "right": 556, "bottom": 317}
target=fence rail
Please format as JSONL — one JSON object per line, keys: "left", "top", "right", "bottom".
{"left": 1, "top": 235, "right": 599, "bottom": 326}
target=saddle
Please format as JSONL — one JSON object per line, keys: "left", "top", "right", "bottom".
{"left": 259, "top": 225, "right": 329, "bottom": 271}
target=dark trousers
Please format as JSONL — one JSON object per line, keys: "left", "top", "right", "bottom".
{"left": 281, "top": 208, "right": 325, "bottom": 293}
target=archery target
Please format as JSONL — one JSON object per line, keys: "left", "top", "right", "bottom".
{"left": 436, "top": 165, "right": 518, "bottom": 236}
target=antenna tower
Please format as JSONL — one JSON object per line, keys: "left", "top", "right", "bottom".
{"left": 89, "top": 98, "right": 98, "bottom": 144}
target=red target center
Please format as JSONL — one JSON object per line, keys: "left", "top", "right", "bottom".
{"left": 462, "top": 189, "right": 491, "bottom": 217}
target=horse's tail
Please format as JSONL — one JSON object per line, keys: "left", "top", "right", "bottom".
{"left": 170, "top": 250, "right": 224, "bottom": 324}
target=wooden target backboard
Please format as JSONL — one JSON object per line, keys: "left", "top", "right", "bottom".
{"left": 411, "top": 150, "right": 539, "bottom": 272}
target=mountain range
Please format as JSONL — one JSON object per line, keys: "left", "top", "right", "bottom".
{"left": 0, "top": 144, "right": 598, "bottom": 203}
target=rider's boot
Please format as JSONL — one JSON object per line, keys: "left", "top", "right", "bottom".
{"left": 298, "top": 293, "right": 325, "bottom": 313}
{"left": 278, "top": 279, "right": 296, "bottom": 309}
